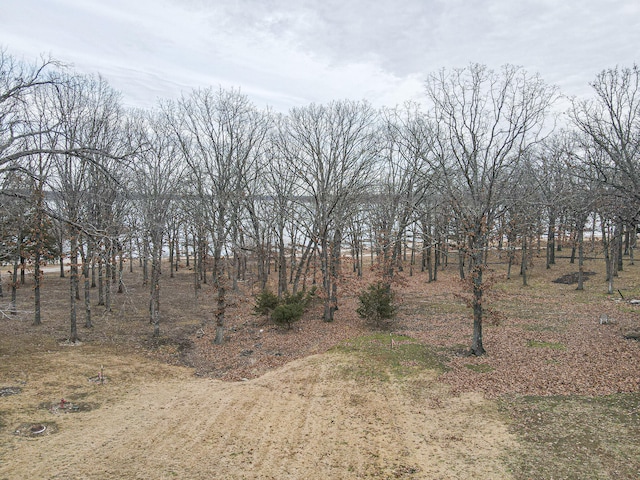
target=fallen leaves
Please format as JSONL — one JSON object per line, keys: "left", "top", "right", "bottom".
{"left": 1, "top": 255, "right": 638, "bottom": 400}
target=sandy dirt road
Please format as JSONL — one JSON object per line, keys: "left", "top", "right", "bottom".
{"left": 0, "top": 349, "right": 515, "bottom": 479}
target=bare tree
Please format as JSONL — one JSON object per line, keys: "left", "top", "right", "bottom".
{"left": 0, "top": 170, "right": 31, "bottom": 316}
{"left": 279, "top": 100, "right": 380, "bottom": 321}
{"left": 0, "top": 50, "right": 60, "bottom": 319}
{"left": 425, "top": 64, "right": 558, "bottom": 355}
{"left": 263, "top": 129, "right": 298, "bottom": 296}
{"left": 132, "top": 110, "right": 184, "bottom": 337}
{"left": 571, "top": 66, "right": 640, "bottom": 294}
{"left": 47, "top": 73, "right": 125, "bottom": 342}
{"left": 534, "top": 133, "right": 576, "bottom": 269}
{"left": 371, "top": 104, "right": 435, "bottom": 279}
{"left": 171, "top": 87, "right": 268, "bottom": 344}
{"left": 0, "top": 48, "right": 61, "bottom": 176}
{"left": 505, "top": 155, "right": 544, "bottom": 286}
{"left": 571, "top": 65, "right": 640, "bottom": 211}
{"left": 568, "top": 181, "right": 599, "bottom": 291}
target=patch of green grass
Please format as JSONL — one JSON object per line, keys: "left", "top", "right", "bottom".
{"left": 523, "top": 324, "right": 563, "bottom": 333}
{"left": 405, "top": 301, "right": 467, "bottom": 317}
{"left": 616, "top": 303, "right": 640, "bottom": 315}
{"left": 464, "top": 363, "right": 494, "bottom": 373}
{"left": 527, "top": 340, "right": 566, "bottom": 350}
{"left": 330, "top": 333, "right": 447, "bottom": 382}
{"left": 501, "top": 393, "right": 640, "bottom": 480}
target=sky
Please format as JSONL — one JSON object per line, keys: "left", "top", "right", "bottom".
{"left": 1, "top": 0, "right": 639, "bottom": 113}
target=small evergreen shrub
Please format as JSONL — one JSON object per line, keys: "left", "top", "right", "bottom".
{"left": 253, "top": 289, "right": 279, "bottom": 316}
{"left": 356, "top": 282, "right": 397, "bottom": 327}
{"left": 253, "top": 287, "right": 317, "bottom": 329}
{"left": 271, "top": 303, "right": 304, "bottom": 329}
{"left": 282, "top": 286, "right": 316, "bottom": 307}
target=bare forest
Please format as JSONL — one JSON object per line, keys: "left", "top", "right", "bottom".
{"left": 1, "top": 49, "right": 640, "bottom": 478}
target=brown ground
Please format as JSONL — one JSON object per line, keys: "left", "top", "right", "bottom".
{"left": 0, "top": 348, "right": 514, "bottom": 479}
{"left": 0, "top": 251, "right": 639, "bottom": 479}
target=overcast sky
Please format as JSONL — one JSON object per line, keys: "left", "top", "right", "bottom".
{"left": 1, "top": 0, "right": 639, "bottom": 112}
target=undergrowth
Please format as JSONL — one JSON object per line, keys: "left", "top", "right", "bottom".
{"left": 501, "top": 393, "right": 640, "bottom": 479}
{"left": 329, "top": 333, "right": 447, "bottom": 382}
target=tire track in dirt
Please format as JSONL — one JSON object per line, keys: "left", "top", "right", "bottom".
{"left": 0, "top": 353, "right": 516, "bottom": 479}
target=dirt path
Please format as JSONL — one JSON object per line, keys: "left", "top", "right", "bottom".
{"left": 1, "top": 350, "right": 515, "bottom": 479}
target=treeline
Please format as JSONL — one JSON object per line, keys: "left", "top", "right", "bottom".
{"left": 1, "top": 47, "right": 638, "bottom": 355}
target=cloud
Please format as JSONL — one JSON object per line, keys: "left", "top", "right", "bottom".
{"left": 1, "top": 0, "right": 639, "bottom": 112}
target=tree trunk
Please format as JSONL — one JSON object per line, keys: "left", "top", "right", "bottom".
{"left": 232, "top": 248, "right": 239, "bottom": 292}
{"left": 426, "top": 241, "right": 433, "bottom": 282}
{"left": 20, "top": 256, "right": 25, "bottom": 285}
{"left": 69, "top": 233, "right": 79, "bottom": 343}
{"left": 214, "top": 263, "right": 226, "bottom": 345}
{"left": 328, "top": 229, "right": 342, "bottom": 322}
{"left": 184, "top": 227, "right": 190, "bottom": 268}
{"left": 33, "top": 250, "right": 41, "bottom": 325}
{"left": 200, "top": 237, "right": 207, "bottom": 285}
{"left": 150, "top": 240, "right": 162, "bottom": 337}
{"left": 193, "top": 239, "right": 200, "bottom": 293}
{"left": 111, "top": 245, "right": 117, "bottom": 285}
{"left": 616, "top": 222, "right": 624, "bottom": 272}
{"left": 458, "top": 233, "right": 466, "bottom": 280}
{"left": 409, "top": 232, "right": 415, "bottom": 277}
{"left": 82, "top": 243, "right": 92, "bottom": 328}
{"left": 547, "top": 216, "right": 556, "bottom": 268}
{"left": 129, "top": 236, "right": 134, "bottom": 273}
{"left": 212, "top": 213, "right": 226, "bottom": 342}
{"left": 118, "top": 245, "right": 124, "bottom": 293}
{"left": 98, "top": 254, "right": 104, "bottom": 305}
{"left": 624, "top": 228, "right": 630, "bottom": 256}
{"left": 612, "top": 231, "right": 620, "bottom": 278}
{"left": 470, "top": 259, "right": 485, "bottom": 356}
{"left": 10, "top": 257, "right": 18, "bottom": 315}
{"left": 433, "top": 241, "right": 439, "bottom": 282}
{"left": 142, "top": 240, "right": 149, "bottom": 286}
{"left": 289, "top": 226, "right": 297, "bottom": 284}
{"left": 277, "top": 226, "right": 287, "bottom": 297}
{"left": 59, "top": 240, "right": 65, "bottom": 278}
{"left": 356, "top": 233, "right": 362, "bottom": 275}
{"left": 630, "top": 226, "right": 636, "bottom": 265}
{"left": 105, "top": 246, "right": 112, "bottom": 312}
{"left": 321, "top": 236, "right": 332, "bottom": 322}
{"left": 603, "top": 220, "right": 614, "bottom": 295}
{"left": 175, "top": 233, "right": 180, "bottom": 272}
{"left": 292, "top": 238, "right": 315, "bottom": 294}
{"left": 458, "top": 249, "right": 465, "bottom": 280}
{"left": 168, "top": 232, "right": 175, "bottom": 279}
{"left": 91, "top": 254, "right": 97, "bottom": 288}
{"left": 521, "top": 235, "right": 528, "bottom": 287}
{"left": 33, "top": 201, "right": 43, "bottom": 325}
{"left": 577, "top": 225, "right": 585, "bottom": 291}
